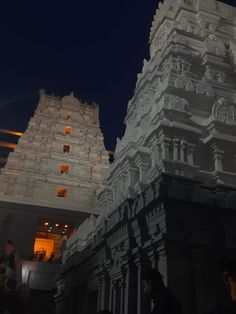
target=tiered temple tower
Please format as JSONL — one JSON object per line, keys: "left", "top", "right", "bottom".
{"left": 0, "top": 90, "right": 109, "bottom": 214}
{"left": 97, "top": 0, "right": 236, "bottom": 214}
{"left": 58, "top": 1, "right": 236, "bottom": 314}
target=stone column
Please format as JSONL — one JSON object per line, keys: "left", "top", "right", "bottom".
{"left": 173, "top": 139, "right": 179, "bottom": 161}
{"left": 180, "top": 140, "right": 186, "bottom": 162}
{"left": 211, "top": 144, "right": 224, "bottom": 172}
{"left": 109, "top": 278, "right": 113, "bottom": 311}
{"left": 100, "top": 276, "right": 106, "bottom": 311}
{"left": 139, "top": 163, "right": 149, "bottom": 184}
{"left": 124, "top": 267, "right": 130, "bottom": 314}
{"left": 128, "top": 167, "right": 137, "bottom": 186}
{"left": 137, "top": 262, "right": 142, "bottom": 314}
{"left": 161, "top": 138, "right": 172, "bottom": 160}
{"left": 187, "top": 143, "right": 195, "bottom": 165}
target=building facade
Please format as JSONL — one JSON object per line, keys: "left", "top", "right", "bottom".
{"left": 56, "top": 0, "right": 236, "bottom": 313}
{"left": 0, "top": 90, "right": 108, "bottom": 214}
{"left": 0, "top": 91, "right": 109, "bottom": 259}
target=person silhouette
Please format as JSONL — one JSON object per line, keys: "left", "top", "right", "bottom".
{"left": 142, "top": 269, "right": 183, "bottom": 314}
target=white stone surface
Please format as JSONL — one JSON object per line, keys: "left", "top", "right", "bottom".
{"left": 0, "top": 91, "right": 109, "bottom": 214}
{"left": 97, "top": 0, "right": 236, "bottom": 215}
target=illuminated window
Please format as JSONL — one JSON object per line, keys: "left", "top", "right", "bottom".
{"left": 57, "top": 188, "right": 68, "bottom": 198}
{"left": 60, "top": 164, "right": 69, "bottom": 174}
{"left": 63, "top": 145, "right": 70, "bottom": 153}
{"left": 65, "top": 126, "right": 71, "bottom": 135}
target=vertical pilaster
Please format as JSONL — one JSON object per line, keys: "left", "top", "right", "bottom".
{"left": 173, "top": 139, "right": 179, "bottom": 161}
{"left": 187, "top": 144, "right": 195, "bottom": 165}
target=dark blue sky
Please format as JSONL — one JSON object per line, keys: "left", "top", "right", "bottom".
{"left": 0, "top": 0, "right": 235, "bottom": 150}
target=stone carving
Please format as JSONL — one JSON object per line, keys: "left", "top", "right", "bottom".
{"left": 0, "top": 91, "right": 109, "bottom": 213}
{"left": 216, "top": 2, "right": 236, "bottom": 21}
{"left": 164, "top": 94, "right": 189, "bottom": 112}
{"left": 204, "top": 34, "right": 226, "bottom": 57}
{"left": 175, "top": 75, "right": 216, "bottom": 97}
{"left": 212, "top": 98, "right": 236, "bottom": 125}
{"left": 178, "top": 18, "right": 200, "bottom": 36}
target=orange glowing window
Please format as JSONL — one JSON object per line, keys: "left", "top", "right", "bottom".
{"left": 60, "top": 164, "right": 69, "bottom": 174}
{"left": 57, "top": 188, "right": 68, "bottom": 198}
{"left": 34, "top": 238, "right": 54, "bottom": 259}
{"left": 63, "top": 145, "right": 70, "bottom": 153}
{"left": 65, "top": 126, "right": 71, "bottom": 135}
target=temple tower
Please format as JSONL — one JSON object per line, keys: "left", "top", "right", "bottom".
{"left": 98, "top": 0, "right": 236, "bottom": 214}
{"left": 57, "top": 2, "right": 236, "bottom": 314}
{"left": 0, "top": 90, "right": 109, "bottom": 214}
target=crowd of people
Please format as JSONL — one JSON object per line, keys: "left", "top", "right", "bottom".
{"left": 0, "top": 240, "right": 182, "bottom": 314}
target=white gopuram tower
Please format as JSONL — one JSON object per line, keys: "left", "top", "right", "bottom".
{"left": 0, "top": 90, "right": 109, "bottom": 214}
{"left": 97, "top": 0, "right": 236, "bottom": 214}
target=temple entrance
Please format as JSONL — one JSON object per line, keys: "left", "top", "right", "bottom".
{"left": 33, "top": 218, "right": 75, "bottom": 262}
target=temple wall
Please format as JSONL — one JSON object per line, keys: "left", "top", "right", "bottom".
{"left": 56, "top": 175, "right": 236, "bottom": 314}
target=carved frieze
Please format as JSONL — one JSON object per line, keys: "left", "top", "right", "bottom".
{"left": 164, "top": 94, "right": 189, "bottom": 112}
{"left": 212, "top": 98, "right": 236, "bottom": 125}
{"left": 204, "top": 34, "right": 226, "bottom": 57}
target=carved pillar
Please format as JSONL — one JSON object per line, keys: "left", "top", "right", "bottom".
{"left": 124, "top": 267, "right": 130, "bottom": 314}
{"left": 151, "top": 147, "right": 158, "bottom": 168}
{"left": 211, "top": 144, "right": 224, "bottom": 172}
{"left": 109, "top": 278, "right": 113, "bottom": 311}
{"left": 137, "top": 262, "right": 142, "bottom": 314}
{"left": 112, "top": 280, "right": 117, "bottom": 314}
{"left": 173, "top": 139, "right": 179, "bottom": 161}
{"left": 99, "top": 276, "right": 106, "bottom": 311}
{"left": 161, "top": 138, "right": 172, "bottom": 160}
{"left": 187, "top": 143, "right": 195, "bottom": 165}
{"left": 180, "top": 140, "right": 186, "bottom": 162}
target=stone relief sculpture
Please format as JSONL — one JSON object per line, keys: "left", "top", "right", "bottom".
{"left": 205, "top": 34, "right": 226, "bottom": 57}
{"left": 212, "top": 98, "right": 236, "bottom": 124}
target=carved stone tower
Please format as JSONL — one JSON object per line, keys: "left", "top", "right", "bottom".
{"left": 0, "top": 90, "right": 109, "bottom": 214}
{"left": 56, "top": 2, "right": 236, "bottom": 314}
{"left": 98, "top": 0, "right": 236, "bottom": 214}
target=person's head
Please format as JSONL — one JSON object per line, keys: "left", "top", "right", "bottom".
{"left": 4, "top": 240, "right": 14, "bottom": 256}
{"left": 142, "top": 269, "right": 164, "bottom": 298}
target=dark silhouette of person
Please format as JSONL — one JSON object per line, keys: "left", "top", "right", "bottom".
{"left": 0, "top": 278, "right": 24, "bottom": 314}
{"left": 142, "top": 269, "right": 183, "bottom": 314}
{"left": 0, "top": 240, "right": 16, "bottom": 279}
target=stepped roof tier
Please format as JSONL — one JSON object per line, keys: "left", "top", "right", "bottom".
{"left": 0, "top": 90, "right": 109, "bottom": 214}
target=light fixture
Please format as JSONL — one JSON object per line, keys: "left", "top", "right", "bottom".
{"left": 65, "top": 225, "right": 68, "bottom": 228}
{"left": 48, "top": 230, "right": 51, "bottom": 232}
{"left": 45, "top": 222, "right": 49, "bottom": 226}
{"left": 55, "top": 224, "right": 59, "bottom": 227}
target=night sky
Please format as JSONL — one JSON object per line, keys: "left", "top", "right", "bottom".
{"left": 0, "top": 0, "right": 235, "bottom": 151}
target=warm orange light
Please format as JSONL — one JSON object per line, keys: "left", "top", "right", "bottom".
{"left": 34, "top": 238, "right": 54, "bottom": 258}
{"left": 60, "top": 164, "right": 69, "bottom": 174}
{"left": 55, "top": 224, "right": 59, "bottom": 227}
{"left": 57, "top": 188, "right": 68, "bottom": 198}
{"left": 0, "top": 140, "right": 16, "bottom": 149}
{"left": 0, "top": 129, "right": 23, "bottom": 137}
{"left": 44, "top": 222, "right": 49, "bottom": 226}
{"left": 65, "top": 126, "right": 71, "bottom": 135}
